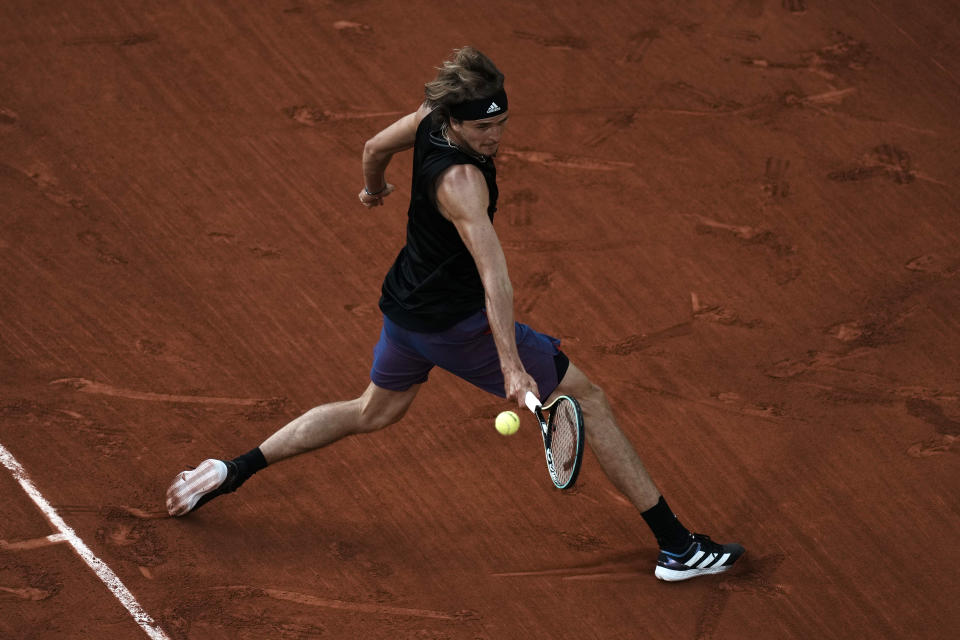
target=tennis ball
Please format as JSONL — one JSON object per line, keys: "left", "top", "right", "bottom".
{"left": 495, "top": 410, "right": 520, "bottom": 436}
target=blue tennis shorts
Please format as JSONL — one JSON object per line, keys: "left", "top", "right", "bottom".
{"left": 371, "top": 309, "right": 565, "bottom": 398}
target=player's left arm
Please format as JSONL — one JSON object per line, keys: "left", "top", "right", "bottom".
{"left": 359, "top": 102, "right": 432, "bottom": 207}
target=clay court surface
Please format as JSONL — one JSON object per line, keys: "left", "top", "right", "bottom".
{"left": 2, "top": 1, "right": 959, "bottom": 638}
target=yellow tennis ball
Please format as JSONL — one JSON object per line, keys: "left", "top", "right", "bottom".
{"left": 495, "top": 410, "right": 520, "bottom": 436}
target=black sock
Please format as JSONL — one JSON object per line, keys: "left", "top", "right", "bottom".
{"left": 641, "top": 496, "right": 692, "bottom": 552}
{"left": 230, "top": 447, "right": 268, "bottom": 487}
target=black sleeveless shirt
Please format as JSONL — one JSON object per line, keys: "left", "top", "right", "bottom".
{"left": 379, "top": 117, "right": 499, "bottom": 331}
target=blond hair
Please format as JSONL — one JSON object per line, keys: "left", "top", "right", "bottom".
{"left": 424, "top": 46, "right": 504, "bottom": 125}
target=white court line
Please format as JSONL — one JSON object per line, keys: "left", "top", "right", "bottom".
{"left": 0, "top": 443, "right": 170, "bottom": 640}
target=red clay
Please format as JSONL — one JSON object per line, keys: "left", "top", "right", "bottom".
{"left": 2, "top": 2, "right": 958, "bottom": 638}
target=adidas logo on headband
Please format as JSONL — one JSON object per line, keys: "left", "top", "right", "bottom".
{"left": 450, "top": 89, "right": 508, "bottom": 121}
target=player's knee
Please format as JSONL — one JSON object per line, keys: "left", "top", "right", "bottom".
{"left": 356, "top": 406, "right": 390, "bottom": 433}
{"left": 557, "top": 363, "right": 603, "bottom": 405}
{"left": 356, "top": 397, "right": 409, "bottom": 433}
{"left": 567, "top": 378, "right": 608, "bottom": 420}
{"left": 580, "top": 380, "right": 607, "bottom": 412}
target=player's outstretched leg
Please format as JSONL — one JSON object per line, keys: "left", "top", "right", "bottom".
{"left": 550, "top": 362, "right": 744, "bottom": 580}
{"left": 165, "top": 382, "right": 420, "bottom": 517}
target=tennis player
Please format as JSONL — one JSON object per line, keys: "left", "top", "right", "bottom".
{"left": 166, "top": 46, "right": 743, "bottom": 581}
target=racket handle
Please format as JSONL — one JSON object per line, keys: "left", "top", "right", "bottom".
{"left": 524, "top": 391, "right": 542, "bottom": 413}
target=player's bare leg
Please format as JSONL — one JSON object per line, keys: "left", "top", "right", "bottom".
{"left": 550, "top": 363, "right": 660, "bottom": 511}
{"left": 550, "top": 362, "right": 744, "bottom": 580}
{"left": 260, "top": 382, "right": 420, "bottom": 463}
{"left": 166, "top": 382, "right": 420, "bottom": 515}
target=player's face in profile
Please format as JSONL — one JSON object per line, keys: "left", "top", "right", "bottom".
{"left": 451, "top": 112, "right": 509, "bottom": 157}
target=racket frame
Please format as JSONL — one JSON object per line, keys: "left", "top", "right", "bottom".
{"left": 524, "top": 391, "right": 585, "bottom": 490}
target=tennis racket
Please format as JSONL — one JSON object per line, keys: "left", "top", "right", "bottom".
{"left": 524, "top": 391, "right": 585, "bottom": 490}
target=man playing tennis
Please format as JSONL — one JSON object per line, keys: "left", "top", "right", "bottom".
{"left": 166, "top": 46, "right": 743, "bottom": 581}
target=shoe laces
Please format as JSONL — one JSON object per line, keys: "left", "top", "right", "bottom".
{"left": 690, "top": 533, "right": 720, "bottom": 552}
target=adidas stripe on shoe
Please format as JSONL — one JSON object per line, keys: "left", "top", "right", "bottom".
{"left": 165, "top": 459, "right": 238, "bottom": 516}
{"left": 655, "top": 534, "right": 745, "bottom": 582}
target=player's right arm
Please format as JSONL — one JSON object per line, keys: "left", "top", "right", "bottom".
{"left": 435, "top": 163, "right": 539, "bottom": 408}
{"left": 359, "top": 103, "right": 432, "bottom": 207}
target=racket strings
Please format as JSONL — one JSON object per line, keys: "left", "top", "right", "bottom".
{"left": 550, "top": 401, "right": 579, "bottom": 482}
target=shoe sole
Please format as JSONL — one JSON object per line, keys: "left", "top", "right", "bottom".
{"left": 166, "top": 459, "right": 228, "bottom": 517}
{"left": 655, "top": 563, "right": 737, "bottom": 582}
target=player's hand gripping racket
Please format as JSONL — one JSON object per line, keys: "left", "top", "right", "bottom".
{"left": 524, "top": 391, "right": 585, "bottom": 490}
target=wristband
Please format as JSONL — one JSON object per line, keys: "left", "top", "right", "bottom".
{"left": 363, "top": 185, "right": 386, "bottom": 196}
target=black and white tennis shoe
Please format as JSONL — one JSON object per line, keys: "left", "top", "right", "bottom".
{"left": 166, "top": 458, "right": 239, "bottom": 516}
{"left": 655, "top": 533, "right": 745, "bottom": 581}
